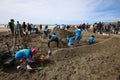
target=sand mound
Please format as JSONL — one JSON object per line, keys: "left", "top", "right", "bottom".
{"left": 41, "top": 36, "right": 120, "bottom": 80}
{"left": 67, "top": 26, "right": 76, "bottom": 32}
{"left": 48, "top": 40, "right": 67, "bottom": 48}
{"left": 52, "top": 28, "right": 73, "bottom": 39}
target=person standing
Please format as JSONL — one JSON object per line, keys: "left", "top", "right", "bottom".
{"left": 22, "top": 22, "right": 27, "bottom": 31}
{"left": 27, "top": 23, "right": 32, "bottom": 34}
{"left": 115, "top": 21, "right": 120, "bottom": 34}
{"left": 8, "top": 19, "right": 15, "bottom": 36}
{"left": 98, "top": 22, "right": 103, "bottom": 34}
{"left": 39, "top": 24, "right": 42, "bottom": 31}
{"left": 93, "top": 22, "right": 98, "bottom": 33}
{"left": 16, "top": 21, "right": 21, "bottom": 34}
{"left": 74, "top": 24, "right": 83, "bottom": 45}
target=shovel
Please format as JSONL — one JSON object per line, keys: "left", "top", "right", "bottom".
{"left": 34, "top": 66, "right": 43, "bottom": 71}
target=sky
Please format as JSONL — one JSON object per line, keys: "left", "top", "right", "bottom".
{"left": 0, "top": 0, "right": 120, "bottom": 24}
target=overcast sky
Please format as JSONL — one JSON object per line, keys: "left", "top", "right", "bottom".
{"left": 0, "top": 0, "right": 120, "bottom": 24}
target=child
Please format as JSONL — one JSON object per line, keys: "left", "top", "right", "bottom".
{"left": 67, "top": 35, "right": 74, "bottom": 47}
{"left": 42, "top": 25, "right": 49, "bottom": 37}
{"left": 87, "top": 35, "right": 95, "bottom": 44}
{"left": 39, "top": 53, "right": 45, "bottom": 67}
{"left": 74, "top": 24, "right": 83, "bottom": 45}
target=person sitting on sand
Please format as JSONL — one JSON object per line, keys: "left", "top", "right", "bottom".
{"left": 15, "top": 48, "right": 37, "bottom": 64}
{"left": 48, "top": 33, "right": 59, "bottom": 48}
{"left": 67, "top": 35, "right": 74, "bottom": 47}
{"left": 87, "top": 35, "right": 95, "bottom": 44}
{"left": 74, "top": 24, "right": 83, "bottom": 45}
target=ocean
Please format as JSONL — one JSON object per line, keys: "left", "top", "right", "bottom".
{"left": 0, "top": 24, "right": 55, "bottom": 28}
{"left": 0, "top": 24, "right": 7, "bottom": 27}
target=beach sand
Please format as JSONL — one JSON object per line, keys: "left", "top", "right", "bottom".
{"left": 0, "top": 27, "right": 120, "bottom": 80}
{"left": 0, "top": 27, "right": 10, "bottom": 32}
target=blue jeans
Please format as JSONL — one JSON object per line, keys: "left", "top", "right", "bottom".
{"left": 75, "top": 36, "right": 81, "bottom": 44}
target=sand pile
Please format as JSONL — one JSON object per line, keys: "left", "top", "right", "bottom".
{"left": 67, "top": 26, "right": 76, "bottom": 32}
{"left": 49, "top": 28, "right": 75, "bottom": 48}
{"left": 52, "top": 28, "right": 73, "bottom": 39}
{"left": 42, "top": 36, "right": 120, "bottom": 80}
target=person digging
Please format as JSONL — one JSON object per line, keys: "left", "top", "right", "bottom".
{"left": 48, "top": 33, "right": 59, "bottom": 48}
{"left": 15, "top": 48, "right": 37, "bottom": 72}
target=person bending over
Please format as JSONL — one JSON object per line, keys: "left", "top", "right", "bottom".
{"left": 15, "top": 48, "right": 37, "bottom": 64}
{"left": 48, "top": 33, "right": 59, "bottom": 48}
{"left": 87, "top": 35, "right": 95, "bottom": 44}
{"left": 67, "top": 35, "right": 74, "bottom": 47}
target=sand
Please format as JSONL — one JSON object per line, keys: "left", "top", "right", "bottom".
{"left": 0, "top": 27, "right": 10, "bottom": 32}
{"left": 0, "top": 27, "right": 120, "bottom": 80}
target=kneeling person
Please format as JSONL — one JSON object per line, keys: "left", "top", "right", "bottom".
{"left": 15, "top": 48, "right": 37, "bottom": 64}
{"left": 87, "top": 35, "right": 95, "bottom": 44}
{"left": 67, "top": 35, "right": 74, "bottom": 47}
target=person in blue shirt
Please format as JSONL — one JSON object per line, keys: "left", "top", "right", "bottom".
{"left": 16, "top": 21, "right": 20, "bottom": 30}
{"left": 67, "top": 35, "right": 74, "bottom": 47}
{"left": 15, "top": 48, "right": 37, "bottom": 63}
{"left": 75, "top": 24, "right": 83, "bottom": 45}
{"left": 43, "top": 25, "right": 49, "bottom": 37}
{"left": 48, "top": 33, "right": 59, "bottom": 48}
{"left": 62, "top": 24, "right": 66, "bottom": 30}
{"left": 87, "top": 35, "right": 95, "bottom": 44}
{"left": 55, "top": 24, "right": 59, "bottom": 28}
{"left": 15, "top": 21, "right": 21, "bottom": 35}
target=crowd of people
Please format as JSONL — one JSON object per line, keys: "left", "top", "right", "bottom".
{"left": 8, "top": 19, "right": 39, "bottom": 37}
{"left": 92, "top": 21, "right": 120, "bottom": 34}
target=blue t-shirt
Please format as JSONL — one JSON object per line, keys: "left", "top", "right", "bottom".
{"left": 62, "top": 24, "right": 66, "bottom": 30}
{"left": 67, "top": 37, "right": 74, "bottom": 46}
{"left": 50, "top": 34, "right": 57, "bottom": 40}
{"left": 16, "top": 23, "right": 19, "bottom": 30}
{"left": 75, "top": 29, "right": 83, "bottom": 37}
{"left": 87, "top": 37, "right": 94, "bottom": 44}
{"left": 55, "top": 24, "right": 59, "bottom": 28}
{"left": 15, "top": 49, "right": 31, "bottom": 60}
{"left": 44, "top": 29, "right": 49, "bottom": 33}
